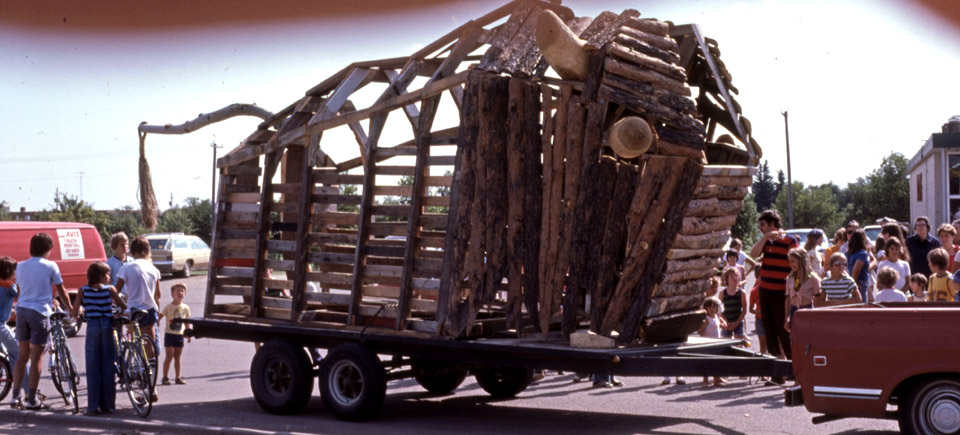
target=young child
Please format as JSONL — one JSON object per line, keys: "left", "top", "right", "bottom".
{"left": 70, "top": 262, "right": 125, "bottom": 416}
{"left": 875, "top": 268, "right": 908, "bottom": 303}
{"left": 106, "top": 232, "right": 132, "bottom": 286}
{"left": 747, "top": 267, "right": 767, "bottom": 355}
{"left": 0, "top": 257, "right": 18, "bottom": 369}
{"left": 12, "top": 233, "right": 74, "bottom": 410}
{"left": 115, "top": 235, "right": 161, "bottom": 403}
{"left": 909, "top": 273, "right": 928, "bottom": 302}
{"left": 926, "top": 248, "right": 957, "bottom": 302}
{"left": 159, "top": 283, "right": 192, "bottom": 386}
{"left": 819, "top": 253, "right": 862, "bottom": 305}
{"left": 723, "top": 251, "right": 745, "bottom": 285}
{"left": 728, "top": 238, "right": 757, "bottom": 272}
{"left": 720, "top": 267, "right": 748, "bottom": 343}
{"left": 877, "top": 238, "right": 911, "bottom": 292}
{"left": 786, "top": 247, "right": 821, "bottom": 331}
{"left": 699, "top": 297, "right": 727, "bottom": 387}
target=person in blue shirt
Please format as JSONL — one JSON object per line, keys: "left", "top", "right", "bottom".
{"left": 11, "top": 233, "right": 75, "bottom": 410}
{"left": 0, "top": 257, "right": 18, "bottom": 369}
{"left": 106, "top": 232, "right": 132, "bottom": 286}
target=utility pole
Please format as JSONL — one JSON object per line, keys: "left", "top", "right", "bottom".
{"left": 782, "top": 111, "right": 794, "bottom": 229}
{"left": 77, "top": 172, "right": 85, "bottom": 201}
{"left": 211, "top": 141, "right": 223, "bottom": 221}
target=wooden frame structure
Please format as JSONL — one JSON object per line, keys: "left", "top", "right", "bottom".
{"left": 201, "top": 1, "right": 761, "bottom": 344}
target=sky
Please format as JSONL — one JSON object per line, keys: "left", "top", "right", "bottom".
{"left": 2, "top": 0, "right": 960, "bottom": 213}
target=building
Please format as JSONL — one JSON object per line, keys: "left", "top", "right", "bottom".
{"left": 907, "top": 116, "right": 960, "bottom": 225}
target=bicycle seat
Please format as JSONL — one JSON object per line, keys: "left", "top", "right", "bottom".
{"left": 129, "top": 309, "right": 148, "bottom": 323}
{"left": 50, "top": 311, "right": 68, "bottom": 321}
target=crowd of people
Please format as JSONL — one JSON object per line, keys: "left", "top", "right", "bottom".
{"left": 708, "top": 210, "right": 960, "bottom": 385}
{"left": 0, "top": 232, "right": 191, "bottom": 415}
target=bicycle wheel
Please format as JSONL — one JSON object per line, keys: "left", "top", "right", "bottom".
{"left": 49, "top": 333, "right": 67, "bottom": 398}
{"left": 122, "top": 336, "right": 154, "bottom": 417}
{"left": 57, "top": 342, "right": 80, "bottom": 414}
{"left": 0, "top": 355, "right": 11, "bottom": 402}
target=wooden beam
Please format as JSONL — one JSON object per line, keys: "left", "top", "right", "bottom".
{"left": 250, "top": 152, "right": 281, "bottom": 319}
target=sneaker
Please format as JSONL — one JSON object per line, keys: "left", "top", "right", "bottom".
{"left": 24, "top": 400, "right": 49, "bottom": 411}
{"left": 532, "top": 371, "right": 545, "bottom": 382}
{"left": 611, "top": 379, "right": 623, "bottom": 387}
{"left": 572, "top": 374, "right": 586, "bottom": 383}
{"left": 175, "top": 377, "right": 186, "bottom": 385}
{"left": 676, "top": 377, "right": 687, "bottom": 385}
{"left": 10, "top": 397, "right": 22, "bottom": 409}
{"left": 661, "top": 378, "right": 671, "bottom": 385}
{"left": 83, "top": 409, "right": 101, "bottom": 416}
{"left": 161, "top": 378, "right": 170, "bottom": 386}
{"left": 593, "top": 381, "right": 612, "bottom": 388}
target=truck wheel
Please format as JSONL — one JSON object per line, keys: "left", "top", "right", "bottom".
{"left": 180, "top": 261, "right": 192, "bottom": 278}
{"left": 473, "top": 365, "right": 533, "bottom": 398}
{"left": 900, "top": 378, "right": 960, "bottom": 435}
{"left": 411, "top": 360, "right": 468, "bottom": 395}
{"left": 318, "top": 343, "right": 386, "bottom": 421}
{"left": 250, "top": 340, "right": 313, "bottom": 415}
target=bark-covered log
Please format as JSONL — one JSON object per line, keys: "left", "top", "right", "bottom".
{"left": 608, "top": 42, "right": 687, "bottom": 81}
{"left": 698, "top": 175, "right": 753, "bottom": 187}
{"left": 664, "top": 256, "right": 720, "bottom": 274}
{"left": 553, "top": 97, "right": 587, "bottom": 332}
{"left": 598, "top": 85, "right": 702, "bottom": 132}
{"left": 602, "top": 73, "right": 697, "bottom": 116}
{"left": 613, "top": 33, "right": 680, "bottom": 65}
{"left": 520, "top": 80, "right": 543, "bottom": 332}
{"left": 505, "top": 79, "right": 527, "bottom": 330}
{"left": 478, "top": 76, "right": 510, "bottom": 327}
{"left": 667, "top": 248, "right": 725, "bottom": 260}
{"left": 641, "top": 309, "right": 705, "bottom": 343}
{"left": 692, "top": 184, "right": 750, "bottom": 200}
{"left": 672, "top": 229, "right": 730, "bottom": 250}
{"left": 661, "top": 267, "right": 718, "bottom": 284}
{"left": 657, "top": 140, "right": 706, "bottom": 161}
{"left": 701, "top": 166, "right": 757, "bottom": 177}
{"left": 680, "top": 215, "right": 738, "bottom": 235}
{"left": 622, "top": 17, "right": 669, "bottom": 36}
{"left": 590, "top": 161, "right": 641, "bottom": 331}
{"left": 645, "top": 293, "right": 704, "bottom": 318}
{"left": 604, "top": 58, "right": 690, "bottom": 97}
{"left": 657, "top": 125, "right": 705, "bottom": 150}
{"left": 617, "top": 26, "right": 679, "bottom": 53}
{"left": 653, "top": 279, "right": 711, "bottom": 298}
{"left": 685, "top": 198, "right": 744, "bottom": 217}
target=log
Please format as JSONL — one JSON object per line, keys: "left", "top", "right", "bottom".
{"left": 590, "top": 161, "right": 641, "bottom": 332}
{"left": 698, "top": 175, "right": 753, "bottom": 187}
{"left": 661, "top": 267, "right": 718, "bottom": 284}
{"left": 652, "top": 279, "right": 710, "bottom": 298}
{"left": 641, "top": 309, "right": 705, "bottom": 343}
{"left": 692, "top": 184, "right": 750, "bottom": 200}
{"left": 657, "top": 125, "right": 705, "bottom": 150}
{"left": 701, "top": 165, "right": 757, "bottom": 177}
{"left": 645, "top": 293, "right": 704, "bottom": 318}
{"left": 500, "top": 4, "right": 548, "bottom": 77}
{"left": 598, "top": 85, "right": 702, "bottom": 132}
{"left": 604, "top": 57, "right": 690, "bottom": 97}
{"left": 554, "top": 98, "right": 587, "bottom": 332}
{"left": 478, "top": 1, "right": 536, "bottom": 71}
{"left": 613, "top": 33, "right": 680, "bottom": 65}
{"left": 657, "top": 140, "right": 707, "bottom": 161}
{"left": 618, "top": 25, "right": 679, "bottom": 52}
{"left": 562, "top": 152, "right": 615, "bottom": 336}
{"left": 685, "top": 198, "right": 744, "bottom": 217}
{"left": 622, "top": 17, "right": 670, "bottom": 36}
{"left": 538, "top": 84, "right": 555, "bottom": 330}
{"left": 519, "top": 80, "right": 543, "bottom": 332}
{"left": 539, "top": 85, "right": 573, "bottom": 335}
{"left": 608, "top": 42, "right": 687, "bottom": 82}
{"left": 581, "top": 48, "right": 606, "bottom": 102}
{"left": 601, "top": 73, "right": 697, "bottom": 115}
{"left": 600, "top": 156, "right": 701, "bottom": 336}
{"left": 139, "top": 103, "right": 274, "bottom": 135}
{"left": 505, "top": 79, "right": 526, "bottom": 329}
{"left": 672, "top": 229, "right": 731, "bottom": 250}
{"left": 680, "top": 214, "right": 738, "bottom": 235}
{"left": 580, "top": 10, "right": 637, "bottom": 50}
{"left": 609, "top": 157, "right": 702, "bottom": 341}
{"left": 667, "top": 248, "right": 725, "bottom": 260}
{"left": 665, "top": 256, "right": 719, "bottom": 274}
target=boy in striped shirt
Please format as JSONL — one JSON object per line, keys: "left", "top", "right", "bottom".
{"left": 819, "top": 253, "right": 862, "bottom": 305}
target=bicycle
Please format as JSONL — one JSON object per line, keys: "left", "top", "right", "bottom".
{"left": 112, "top": 309, "right": 156, "bottom": 417}
{"left": 0, "top": 349, "right": 10, "bottom": 402}
{"left": 49, "top": 310, "right": 80, "bottom": 414}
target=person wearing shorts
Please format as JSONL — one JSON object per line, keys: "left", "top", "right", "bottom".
{"left": 116, "top": 236, "right": 161, "bottom": 402}
{"left": 11, "top": 233, "right": 74, "bottom": 410}
{"left": 159, "top": 283, "right": 191, "bottom": 386}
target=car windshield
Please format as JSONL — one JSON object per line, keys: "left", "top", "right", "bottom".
{"left": 864, "top": 227, "right": 882, "bottom": 241}
{"left": 148, "top": 239, "right": 169, "bottom": 250}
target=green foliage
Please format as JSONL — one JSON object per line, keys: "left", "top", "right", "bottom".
{"left": 156, "top": 197, "right": 212, "bottom": 242}
{"left": 839, "top": 152, "right": 909, "bottom": 225}
{"left": 337, "top": 184, "right": 359, "bottom": 214}
{"left": 732, "top": 192, "right": 760, "bottom": 246}
{"left": 752, "top": 160, "right": 777, "bottom": 212}
{"left": 774, "top": 182, "right": 847, "bottom": 232}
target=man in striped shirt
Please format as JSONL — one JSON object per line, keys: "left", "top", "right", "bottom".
{"left": 749, "top": 210, "right": 797, "bottom": 384}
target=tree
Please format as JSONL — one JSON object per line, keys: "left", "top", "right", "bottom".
{"left": 774, "top": 182, "right": 846, "bottom": 232}
{"left": 752, "top": 160, "right": 777, "bottom": 212}
{"left": 732, "top": 193, "right": 760, "bottom": 246}
{"left": 337, "top": 184, "right": 359, "bottom": 213}
{"left": 864, "top": 152, "right": 909, "bottom": 223}
{"left": 775, "top": 170, "right": 786, "bottom": 201}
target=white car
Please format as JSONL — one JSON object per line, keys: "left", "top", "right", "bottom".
{"left": 785, "top": 228, "right": 830, "bottom": 253}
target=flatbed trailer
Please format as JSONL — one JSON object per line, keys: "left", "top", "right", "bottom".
{"left": 185, "top": 317, "right": 792, "bottom": 421}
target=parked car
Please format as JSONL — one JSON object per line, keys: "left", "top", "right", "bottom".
{"left": 863, "top": 225, "right": 882, "bottom": 242}
{"left": 0, "top": 221, "right": 107, "bottom": 336}
{"left": 145, "top": 233, "right": 210, "bottom": 277}
{"left": 785, "top": 228, "right": 830, "bottom": 253}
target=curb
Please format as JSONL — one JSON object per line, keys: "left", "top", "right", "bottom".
{"left": 0, "top": 409, "right": 312, "bottom": 435}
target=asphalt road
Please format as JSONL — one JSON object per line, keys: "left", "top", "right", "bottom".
{"left": 0, "top": 273, "right": 902, "bottom": 434}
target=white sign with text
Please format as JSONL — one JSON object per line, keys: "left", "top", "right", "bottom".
{"left": 57, "top": 228, "right": 85, "bottom": 260}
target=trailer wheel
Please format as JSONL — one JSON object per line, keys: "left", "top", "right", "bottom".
{"left": 473, "top": 365, "right": 533, "bottom": 398}
{"left": 318, "top": 343, "right": 386, "bottom": 421}
{"left": 250, "top": 340, "right": 313, "bottom": 415}
{"left": 412, "top": 360, "right": 468, "bottom": 395}
{"left": 899, "top": 378, "right": 960, "bottom": 435}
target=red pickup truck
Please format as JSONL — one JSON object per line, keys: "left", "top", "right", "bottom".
{"left": 788, "top": 303, "right": 960, "bottom": 434}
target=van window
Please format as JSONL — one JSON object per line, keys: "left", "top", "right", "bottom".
{"left": 174, "top": 239, "right": 189, "bottom": 249}
{"left": 149, "top": 239, "right": 169, "bottom": 250}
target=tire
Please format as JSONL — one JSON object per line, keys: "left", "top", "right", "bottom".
{"left": 0, "top": 354, "right": 11, "bottom": 402}
{"left": 250, "top": 340, "right": 313, "bottom": 415}
{"left": 180, "top": 261, "right": 192, "bottom": 278}
{"left": 474, "top": 365, "right": 534, "bottom": 398}
{"left": 57, "top": 343, "right": 79, "bottom": 414}
{"left": 899, "top": 378, "right": 960, "bottom": 435}
{"left": 123, "top": 336, "right": 155, "bottom": 417}
{"left": 412, "top": 360, "right": 468, "bottom": 395}
{"left": 318, "top": 343, "right": 386, "bottom": 422}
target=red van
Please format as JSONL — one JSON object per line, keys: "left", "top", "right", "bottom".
{"left": 0, "top": 221, "right": 107, "bottom": 333}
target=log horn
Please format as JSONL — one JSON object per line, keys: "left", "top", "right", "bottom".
{"left": 609, "top": 116, "right": 655, "bottom": 159}
{"left": 535, "top": 10, "right": 590, "bottom": 81}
